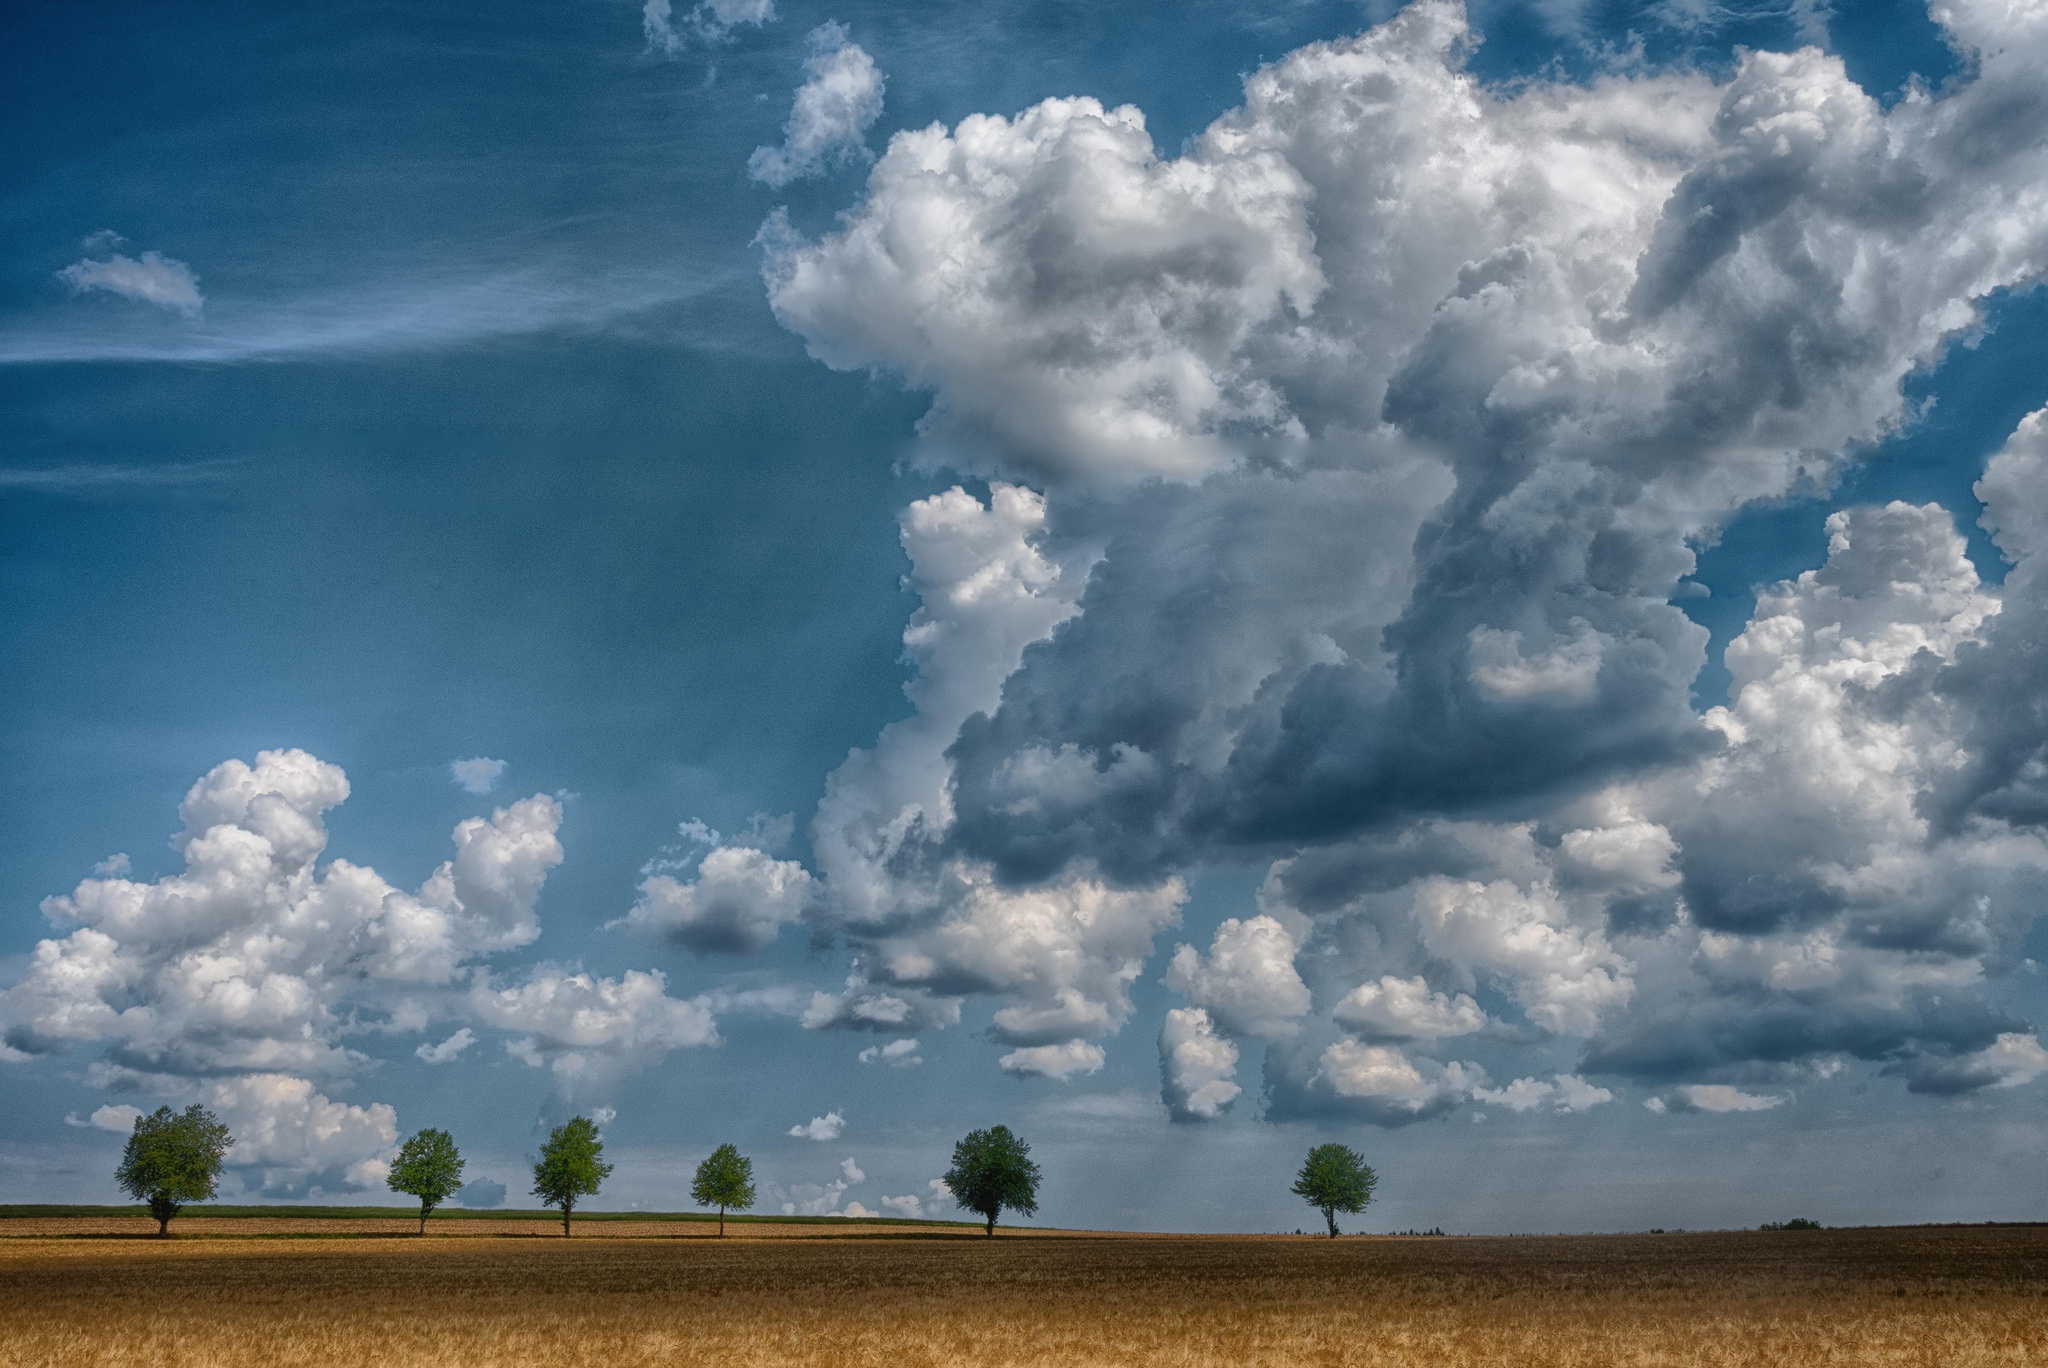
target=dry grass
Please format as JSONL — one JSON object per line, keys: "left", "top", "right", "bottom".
{"left": 3, "top": 1223, "right": 2044, "bottom": 1366}
{"left": 0, "top": 1215, "right": 999, "bottom": 1240}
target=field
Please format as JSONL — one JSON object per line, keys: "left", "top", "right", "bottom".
{"left": 3, "top": 1219, "right": 2045, "bottom": 1367}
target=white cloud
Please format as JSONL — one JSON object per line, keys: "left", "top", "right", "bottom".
{"left": 644, "top": 0, "right": 775, "bottom": 53}
{"left": 1158, "top": 1007, "right": 1240, "bottom": 1122}
{"left": 788, "top": 1110, "right": 845, "bottom": 1141}
{"left": 809, "top": 483, "right": 1086, "bottom": 931}
{"left": 857, "top": 1037, "right": 922, "bottom": 1066}
{"left": 739, "top": 0, "right": 2048, "bottom": 1110}
{"left": 1311, "top": 1040, "right": 1485, "bottom": 1123}
{"left": 998, "top": 1039, "right": 1106, "bottom": 1081}
{"left": 763, "top": 90, "right": 1319, "bottom": 485}
{"left": 0, "top": 751, "right": 562, "bottom": 1104}
{"left": 747, "top": 23, "right": 884, "bottom": 188}
{"left": 774, "top": 1154, "right": 864, "bottom": 1215}
{"left": 1666, "top": 1085, "right": 1786, "bottom": 1114}
{"left": 1414, "top": 878, "right": 1633, "bottom": 1036}
{"left": 1164, "top": 915, "right": 1310, "bottom": 1039}
{"left": 92, "top": 854, "right": 130, "bottom": 877}
{"left": 205, "top": 1073, "right": 399, "bottom": 1194}
{"left": 1473, "top": 1076, "right": 1554, "bottom": 1113}
{"left": 1554, "top": 1074, "right": 1615, "bottom": 1112}
{"left": 1473, "top": 1072, "right": 1614, "bottom": 1113}
{"left": 450, "top": 758, "right": 506, "bottom": 794}
{"left": 473, "top": 966, "right": 718, "bottom": 1088}
{"left": 1333, "top": 975, "right": 1488, "bottom": 1041}
{"left": 618, "top": 845, "right": 815, "bottom": 954}
{"left": 65, "top": 1103, "right": 144, "bottom": 1133}
{"left": 0, "top": 748, "right": 732, "bottom": 1170}
{"left": 58, "top": 244, "right": 203, "bottom": 315}
{"left": 878, "top": 1192, "right": 925, "bottom": 1218}
{"left": 415, "top": 1028, "right": 475, "bottom": 1064}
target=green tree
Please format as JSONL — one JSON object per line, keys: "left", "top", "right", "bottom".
{"left": 1292, "top": 1143, "right": 1377, "bottom": 1238}
{"left": 531, "top": 1116, "right": 613, "bottom": 1237}
{"left": 115, "top": 1105, "right": 233, "bottom": 1237}
{"left": 690, "top": 1143, "right": 756, "bottom": 1237}
{"left": 943, "top": 1124, "right": 1040, "bottom": 1237}
{"left": 386, "top": 1128, "right": 466, "bottom": 1235}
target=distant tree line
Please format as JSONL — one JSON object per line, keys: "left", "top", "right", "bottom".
{"left": 113, "top": 1105, "right": 1400, "bottom": 1241}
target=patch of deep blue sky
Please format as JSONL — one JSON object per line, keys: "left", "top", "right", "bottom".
{"left": 3, "top": 0, "right": 2045, "bottom": 1223}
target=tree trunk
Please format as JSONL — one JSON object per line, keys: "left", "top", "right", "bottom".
{"left": 1324, "top": 1207, "right": 1339, "bottom": 1239}
{"left": 157, "top": 1214, "right": 170, "bottom": 1238}
{"left": 563, "top": 1197, "right": 573, "bottom": 1238}
{"left": 718, "top": 1205, "right": 726, "bottom": 1238}
{"left": 985, "top": 1213, "right": 996, "bottom": 1238}
{"left": 419, "top": 1202, "right": 428, "bottom": 1236}
{"left": 150, "top": 1196, "right": 178, "bottom": 1238}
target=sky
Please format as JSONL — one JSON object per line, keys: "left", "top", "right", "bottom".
{"left": 5, "top": 0, "right": 2048, "bottom": 1235}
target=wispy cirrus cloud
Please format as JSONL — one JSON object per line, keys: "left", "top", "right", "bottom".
{"left": 0, "top": 263, "right": 752, "bottom": 366}
{"left": 0, "top": 460, "right": 234, "bottom": 493}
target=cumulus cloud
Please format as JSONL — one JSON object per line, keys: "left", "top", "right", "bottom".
{"left": 66, "top": 1103, "right": 144, "bottom": 1132}
{"left": 415, "top": 1028, "right": 475, "bottom": 1064}
{"left": 1583, "top": 502, "right": 2042, "bottom": 1086}
{"left": 2, "top": 750, "right": 562, "bottom": 1071}
{"left": 1164, "top": 915, "right": 1310, "bottom": 1039}
{"left": 788, "top": 485, "right": 1184, "bottom": 1069}
{"left": 1415, "top": 878, "right": 1634, "bottom": 1036}
{"left": 736, "top": 0, "right": 2048, "bottom": 1113}
{"left": 1283, "top": 1039, "right": 1487, "bottom": 1126}
{"left": 208, "top": 1073, "right": 399, "bottom": 1194}
{"left": 450, "top": 758, "right": 506, "bottom": 794}
{"left": 476, "top": 966, "right": 718, "bottom": 1097}
{"left": 857, "top": 1037, "right": 921, "bottom": 1066}
{"left": 998, "top": 1039, "right": 1106, "bottom": 1080}
{"left": 747, "top": 23, "right": 884, "bottom": 187}
{"left": 1333, "top": 975, "right": 1488, "bottom": 1041}
{"left": 1649, "top": 1085, "right": 1786, "bottom": 1114}
{"left": 57, "top": 239, "right": 203, "bottom": 315}
{"left": 774, "top": 1153, "right": 865, "bottom": 1215}
{"left": 788, "top": 1110, "right": 845, "bottom": 1141}
{"left": 1475, "top": 1073, "right": 1614, "bottom": 1113}
{"left": 619, "top": 846, "right": 815, "bottom": 954}
{"left": 1158, "top": 1007, "right": 1240, "bottom": 1121}
{"left": 0, "top": 749, "right": 718, "bottom": 1182}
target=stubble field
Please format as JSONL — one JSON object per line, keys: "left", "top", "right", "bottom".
{"left": 2, "top": 1221, "right": 2044, "bottom": 1367}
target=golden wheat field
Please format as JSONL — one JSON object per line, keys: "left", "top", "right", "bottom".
{"left": 3, "top": 1222, "right": 2044, "bottom": 1368}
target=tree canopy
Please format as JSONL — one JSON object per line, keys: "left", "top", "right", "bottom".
{"left": 1291, "top": 1143, "right": 1377, "bottom": 1238}
{"left": 943, "top": 1124, "right": 1041, "bottom": 1237}
{"left": 691, "top": 1143, "right": 756, "bottom": 1237}
{"left": 116, "top": 1105, "right": 232, "bottom": 1237}
{"left": 387, "top": 1128, "right": 466, "bottom": 1235}
{"left": 531, "top": 1116, "right": 613, "bottom": 1237}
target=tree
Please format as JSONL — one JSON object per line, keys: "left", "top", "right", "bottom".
{"left": 1292, "top": 1143, "right": 1377, "bottom": 1238}
{"left": 116, "top": 1105, "right": 232, "bottom": 1238}
{"left": 943, "top": 1124, "right": 1040, "bottom": 1237}
{"left": 691, "top": 1143, "right": 756, "bottom": 1237}
{"left": 387, "top": 1128, "right": 466, "bottom": 1235}
{"left": 531, "top": 1116, "right": 612, "bottom": 1237}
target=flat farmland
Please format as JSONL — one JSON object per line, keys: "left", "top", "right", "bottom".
{"left": 3, "top": 1223, "right": 2045, "bottom": 1367}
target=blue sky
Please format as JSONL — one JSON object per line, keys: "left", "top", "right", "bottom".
{"left": 6, "top": 0, "right": 2048, "bottom": 1233}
